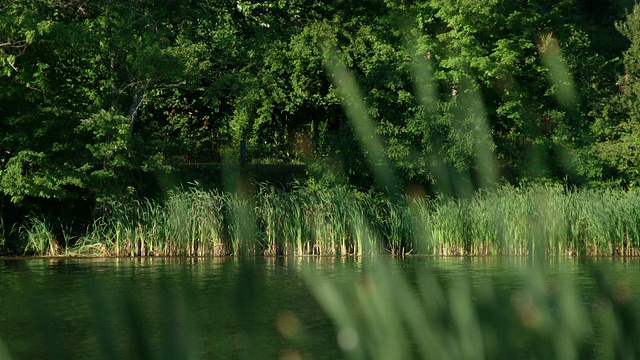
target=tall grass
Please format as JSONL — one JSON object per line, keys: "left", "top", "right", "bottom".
{"left": 15, "top": 183, "right": 640, "bottom": 257}
{"left": 72, "top": 187, "right": 228, "bottom": 257}
{"left": 0, "top": 217, "right": 5, "bottom": 251}
{"left": 256, "top": 185, "right": 376, "bottom": 256}
{"left": 20, "top": 216, "right": 60, "bottom": 256}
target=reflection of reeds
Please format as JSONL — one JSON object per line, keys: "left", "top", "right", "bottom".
{"left": 3, "top": 255, "right": 639, "bottom": 359}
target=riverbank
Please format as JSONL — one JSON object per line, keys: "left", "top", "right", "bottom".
{"left": 8, "top": 184, "right": 640, "bottom": 257}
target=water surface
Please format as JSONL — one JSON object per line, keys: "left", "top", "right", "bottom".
{"left": 1, "top": 256, "right": 639, "bottom": 359}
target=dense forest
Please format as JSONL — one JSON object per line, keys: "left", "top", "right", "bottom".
{"left": 2, "top": 0, "right": 640, "bottom": 252}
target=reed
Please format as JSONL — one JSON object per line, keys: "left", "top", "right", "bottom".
{"left": 279, "top": 191, "right": 307, "bottom": 255}
{"left": 225, "top": 191, "right": 258, "bottom": 256}
{"left": 13, "top": 183, "right": 640, "bottom": 257}
{"left": 20, "top": 216, "right": 60, "bottom": 256}
{"left": 164, "top": 187, "right": 226, "bottom": 256}
{"left": 0, "top": 217, "right": 5, "bottom": 251}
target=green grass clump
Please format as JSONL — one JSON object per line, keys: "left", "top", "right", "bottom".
{"left": 20, "top": 216, "right": 60, "bottom": 256}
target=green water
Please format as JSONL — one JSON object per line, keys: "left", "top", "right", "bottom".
{"left": 1, "top": 257, "right": 639, "bottom": 359}
{"left": 0, "top": 257, "right": 343, "bottom": 359}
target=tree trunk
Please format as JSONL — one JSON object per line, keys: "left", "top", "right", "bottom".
{"left": 128, "top": 81, "right": 147, "bottom": 138}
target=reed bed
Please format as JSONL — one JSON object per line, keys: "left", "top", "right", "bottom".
{"left": 17, "top": 183, "right": 640, "bottom": 257}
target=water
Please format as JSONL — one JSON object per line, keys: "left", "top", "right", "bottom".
{"left": 1, "top": 256, "right": 639, "bottom": 359}
{"left": 0, "top": 257, "right": 342, "bottom": 359}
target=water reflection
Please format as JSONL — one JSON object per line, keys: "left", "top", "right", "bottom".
{"left": 0, "top": 256, "right": 639, "bottom": 359}
{"left": 0, "top": 257, "right": 340, "bottom": 359}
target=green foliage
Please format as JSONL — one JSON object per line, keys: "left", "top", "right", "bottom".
{"left": 587, "top": 3, "right": 640, "bottom": 187}
{"left": 0, "top": 0, "right": 220, "bottom": 206}
{"left": 78, "top": 110, "right": 130, "bottom": 167}
{"left": 0, "top": 150, "right": 82, "bottom": 202}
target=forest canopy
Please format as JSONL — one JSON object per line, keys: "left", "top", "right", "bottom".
{"left": 1, "top": 0, "right": 640, "bottom": 208}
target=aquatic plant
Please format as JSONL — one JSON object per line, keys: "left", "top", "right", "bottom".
{"left": 20, "top": 216, "right": 60, "bottom": 256}
{"left": 11, "top": 184, "right": 640, "bottom": 257}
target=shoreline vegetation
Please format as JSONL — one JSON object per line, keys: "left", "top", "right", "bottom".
{"left": 11, "top": 183, "right": 640, "bottom": 258}
{"left": 4, "top": 2, "right": 640, "bottom": 263}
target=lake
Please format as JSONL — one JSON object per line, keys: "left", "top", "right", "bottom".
{"left": 1, "top": 256, "right": 639, "bottom": 359}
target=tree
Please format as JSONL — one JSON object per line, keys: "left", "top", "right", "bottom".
{"left": 587, "top": 3, "right": 640, "bottom": 186}
{"left": 0, "top": 1, "right": 239, "bottom": 204}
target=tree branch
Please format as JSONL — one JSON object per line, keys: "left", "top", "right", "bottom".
{"left": 0, "top": 40, "right": 27, "bottom": 48}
